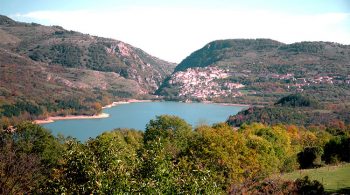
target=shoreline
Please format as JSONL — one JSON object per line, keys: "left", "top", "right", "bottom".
{"left": 34, "top": 113, "right": 110, "bottom": 124}
{"left": 102, "top": 99, "right": 153, "bottom": 109}
{"left": 34, "top": 99, "right": 153, "bottom": 125}
{"left": 215, "top": 103, "right": 250, "bottom": 107}
{"left": 34, "top": 99, "right": 250, "bottom": 125}
{"left": 191, "top": 100, "right": 250, "bottom": 107}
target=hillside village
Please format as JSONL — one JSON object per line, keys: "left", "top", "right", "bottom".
{"left": 265, "top": 72, "right": 350, "bottom": 91}
{"left": 169, "top": 67, "right": 244, "bottom": 99}
{"left": 167, "top": 66, "right": 350, "bottom": 100}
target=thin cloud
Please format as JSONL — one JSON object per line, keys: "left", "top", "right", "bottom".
{"left": 13, "top": 8, "right": 350, "bottom": 63}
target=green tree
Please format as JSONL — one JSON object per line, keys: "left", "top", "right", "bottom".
{"left": 144, "top": 115, "right": 193, "bottom": 151}
{"left": 240, "top": 123, "right": 296, "bottom": 175}
{"left": 275, "top": 94, "right": 318, "bottom": 108}
{"left": 190, "top": 123, "right": 250, "bottom": 189}
{"left": 45, "top": 129, "right": 143, "bottom": 194}
{"left": 0, "top": 122, "right": 63, "bottom": 194}
{"left": 140, "top": 115, "right": 197, "bottom": 193}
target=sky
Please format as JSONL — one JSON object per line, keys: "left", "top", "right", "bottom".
{"left": 1, "top": 0, "right": 349, "bottom": 63}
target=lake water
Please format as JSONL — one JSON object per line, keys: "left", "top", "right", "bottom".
{"left": 43, "top": 101, "right": 246, "bottom": 141}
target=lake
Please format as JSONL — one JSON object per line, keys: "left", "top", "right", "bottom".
{"left": 42, "top": 101, "right": 247, "bottom": 141}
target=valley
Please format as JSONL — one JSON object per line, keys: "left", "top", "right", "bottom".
{"left": 0, "top": 6, "right": 350, "bottom": 194}
{"left": 1, "top": 15, "right": 350, "bottom": 123}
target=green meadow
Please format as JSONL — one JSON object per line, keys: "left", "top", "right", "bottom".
{"left": 279, "top": 163, "right": 350, "bottom": 193}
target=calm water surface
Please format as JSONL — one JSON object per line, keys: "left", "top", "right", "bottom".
{"left": 43, "top": 102, "right": 246, "bottom": 141}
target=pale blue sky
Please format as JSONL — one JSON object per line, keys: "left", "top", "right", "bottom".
{"left": 1, "top": 0, "right": 349, "bottom": 14}
{"left": 1, "top": 0, "right": 349, "bottom": 62}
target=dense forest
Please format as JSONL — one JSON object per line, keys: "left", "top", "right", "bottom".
{"left": 1, "top": 115, "right": 349, "bottom": 194}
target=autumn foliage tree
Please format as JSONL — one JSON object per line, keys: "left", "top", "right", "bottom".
{"left": 4, "top": 116, "right": 349, "bottom": 193}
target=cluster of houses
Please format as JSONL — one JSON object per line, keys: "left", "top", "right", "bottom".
{"left": 267, "top": 73, "right": 350, "bottom": 90}
{"left": 271, "top": 73, "right": 334, "bottom": 84}
{"left": 168, "top": 66, "right": 350, "bottom": 99}
{"left": 169, "top": 67, "right": 244, "bottom": 99}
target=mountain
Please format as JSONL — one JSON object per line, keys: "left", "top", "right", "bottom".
{"left": 0, "top": 15, "right": 175, "bottom": 120}
{"left": 0, "top": 15, "right": 175, "bottom": 92}
{"left": 158, "top": 39, "right": 350, "bottom": 105}
{"left": 174, "top": 39, "right": 284, "bottom": 72}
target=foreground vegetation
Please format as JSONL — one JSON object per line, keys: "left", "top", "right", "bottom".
{"left": 1, "top": 114, "right": 349, "bottom": 194}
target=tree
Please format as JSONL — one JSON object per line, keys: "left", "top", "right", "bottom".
{"left": 191, "top": 123, "right": 250, "bottom": 188}
{"left": 45, "top": 129, "right": 143, "bottom": 194}
{"left": 144, "top": 115, "right": 193, "bottom": 152}
{"left": 323, "top": 136, "right": 350, "bottom": 164}
{"left": 91, "top": 102, "right": 102, "bottom": 114}
{"left": 0, "top": 122, "right": 63, "bottom": 194}
{"left": 0, "top": 139, "right": 43, "bottom": 194}
{"left": 297, "top": 147, "right": 323, "bottom": 169}
{"left": 240, "top": 123, "right": 296, "bottom": 174}
{"left": 140, "top": 115, "right": 198, "bottom": 193}
{"left": 275, "top": 94, "right": 318, "bottom": 108}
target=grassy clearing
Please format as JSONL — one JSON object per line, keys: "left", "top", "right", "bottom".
{"left": 277, "top": 163, "right": 350, "bottom": 192}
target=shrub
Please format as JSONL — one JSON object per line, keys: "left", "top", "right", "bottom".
{"left": 295, "top": 176, "right": 325, "bottom": 195}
